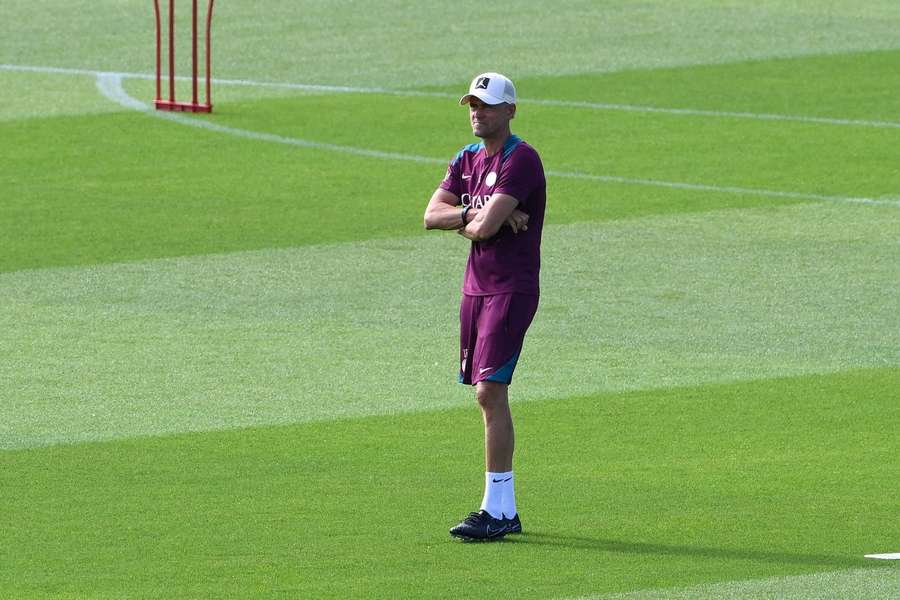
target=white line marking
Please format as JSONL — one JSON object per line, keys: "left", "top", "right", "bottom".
{"left": 94, "top": 73, "right": 441, "bottom": 164}
{"left": 865, "top": 552, "right": 900, "bottom": 560}
{"left": 93, "top": 73, "right": 900, "bottom": 209}
{"left": 546, "top": 171, "right": 900, "bottom": 207}
{"left": 529, "top": 98, "right": 900, "bottom": 130}
{"left": 7, "top": 63, "right": 900, "bottom": 131}
{"left": 1, "top": 64, "right": 116, "bottom": 78}
{"left": 95, "top": 73, "right": 147, "bottom": 111}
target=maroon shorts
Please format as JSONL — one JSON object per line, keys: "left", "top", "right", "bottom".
{"left": 459, "top": 293, "right": 539, "bottom": 386}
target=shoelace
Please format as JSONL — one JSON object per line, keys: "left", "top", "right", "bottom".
{"left": 463, "top": 511, "right": 487, "bottom": 525}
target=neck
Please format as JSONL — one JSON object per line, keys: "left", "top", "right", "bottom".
{"left": 481, "top": 130, "right": 512, "bottom": 157}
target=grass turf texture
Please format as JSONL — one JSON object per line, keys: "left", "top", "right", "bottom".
{"left": 6, "top": 1, "right": 900, "bottom": 86}
{"left": 6, "top": 50, "right": 900, "bottom": 272}
{"left": 3, "top": 203, "right": 897, "bottom": 448}
{"left": 3, "top": 0, "right": 900, "bottom": 596}
{"left": 2, "top": 369, "right": 898, "bottom": 598}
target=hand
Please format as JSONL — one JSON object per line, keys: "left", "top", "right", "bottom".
{"left": 457, "top": 227, "right": 477, "bottom": 241}
{"left": 505, "top": 209, "right": 529, "bottom": 233}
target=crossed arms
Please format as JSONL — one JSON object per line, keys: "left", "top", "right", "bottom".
{"left": 423, "top": 188, "right": 529, "bottom": 242}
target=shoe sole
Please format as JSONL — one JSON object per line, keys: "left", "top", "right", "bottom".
{"left": 450, "top": 530, "right": 509, "bottom": 542}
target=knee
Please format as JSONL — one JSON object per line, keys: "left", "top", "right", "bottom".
{"left": 475, "top": 382, "right": 507, "bottom": 414}
{"left": 475, "top": 388, "right": 492, "bottom": 412}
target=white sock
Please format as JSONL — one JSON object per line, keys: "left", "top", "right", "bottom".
{"left": 500, "top": 472, "right": 517, "bottom": 519}
{"left": 479, "top": 471, "right": 510, "bottom": 519}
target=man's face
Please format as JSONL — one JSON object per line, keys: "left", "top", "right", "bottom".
{"left": 468, "top": 98, "right": 515, "bottom": 139}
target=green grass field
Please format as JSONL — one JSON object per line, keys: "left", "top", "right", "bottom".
{"left": 2, "top": 1, "right": 899, "bottom": 597}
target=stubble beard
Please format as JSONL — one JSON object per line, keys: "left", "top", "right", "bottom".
{"left": 472, "top": 122, "right": 498, "bottom": 140}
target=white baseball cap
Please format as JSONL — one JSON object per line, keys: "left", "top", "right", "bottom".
{"left": 459, "top": 72, "right": 517, "bottom": 106}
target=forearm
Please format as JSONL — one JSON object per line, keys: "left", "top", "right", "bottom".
{"left": 424, "top": 202, "right": 467, "bottom": 230}
{"left": 458, "top": 209, "right": 498, "bottom": 241}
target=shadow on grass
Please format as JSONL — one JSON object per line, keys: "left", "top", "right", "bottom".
{"left": 506, "top": 532, "right": 869, "bottom": 568}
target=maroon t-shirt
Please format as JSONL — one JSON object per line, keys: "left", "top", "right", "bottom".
{"left": 439, "top": 135, "right": 546, "bottom": 296}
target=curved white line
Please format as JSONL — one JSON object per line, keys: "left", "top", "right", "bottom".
{"left": 95, "top": 73, "right": 442, "bottom": 164}
{"left": 94, "top": 72, "right": 900, "bottom": 208}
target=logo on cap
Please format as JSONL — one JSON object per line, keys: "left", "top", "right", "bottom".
{"left": 475, "top": 77, "right": 490, "bottom": 90}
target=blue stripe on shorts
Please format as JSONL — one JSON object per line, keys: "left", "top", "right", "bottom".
{"left": 485, "top": 352, "right": 520, "bottom": 384}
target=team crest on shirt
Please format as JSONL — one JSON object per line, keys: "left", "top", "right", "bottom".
{"left": 485, "top": 171, "right": 497, "bottom": 187}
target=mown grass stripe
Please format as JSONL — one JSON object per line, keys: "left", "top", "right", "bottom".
{"left": 4, "top": 203, "right": 897, "bottom": 449}
{"left": 2, "top": 368, "right": 897, "bottom": 597}
{"left": 94, "top": 72, "right": 900, "bottom": 209}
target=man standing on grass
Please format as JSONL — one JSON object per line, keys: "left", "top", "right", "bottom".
{"left": 423, "top": 72, "right": 546, "bottom": 542}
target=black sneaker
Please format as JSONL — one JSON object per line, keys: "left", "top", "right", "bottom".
{"left": 449, "top": 510, "right": 509, "bottom": 541}
{"left": 504, "top": 513, "right": 522, "bottom": 534}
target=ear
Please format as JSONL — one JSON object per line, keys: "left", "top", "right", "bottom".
{"left": 508, "top": 103, "right": 517, "bottom": 119}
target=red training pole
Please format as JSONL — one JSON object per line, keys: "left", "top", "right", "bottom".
{"left": 206, "top": 0, "right": 215, "bottom": 109}
{"left": 168, "top": 0, "right": 175, "bottom": 102}
{"left": 153, "top": 0, "right": 161, "bottom": 103}
{"left": 191, "top": 0, "right": 198, "bottom": 106}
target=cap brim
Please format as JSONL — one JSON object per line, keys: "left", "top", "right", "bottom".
{"left": 459, "top": 91, "right": 506, "bottom": 106}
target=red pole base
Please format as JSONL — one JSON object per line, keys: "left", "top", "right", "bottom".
{"left": 154, "top": 99, "right": 213, "bottom": 113}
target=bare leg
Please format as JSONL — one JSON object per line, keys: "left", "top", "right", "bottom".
{"left": 448, "top": 381, "right": 517, "bottom": 539}
{"left": 475, "top": 381, "right": 514, "bottom": 472}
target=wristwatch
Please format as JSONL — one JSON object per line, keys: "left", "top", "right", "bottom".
{"left": 461, "top": 205, "right": 472, "bottom": 227}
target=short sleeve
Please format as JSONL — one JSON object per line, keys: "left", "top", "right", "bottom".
{"left": 493, "top": 146, "right": 544, "bottom": 209}
{"left": 439, "top": 156, "right": 463, "bottom": 199}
